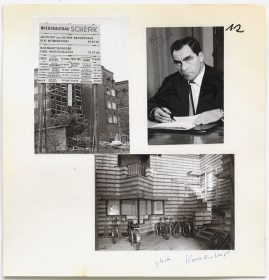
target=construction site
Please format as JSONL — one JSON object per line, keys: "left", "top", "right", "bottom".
{"left": 34, "top": 66, "right": 129, "bottom": 153}
{"left": 95, "top": 154, "right": 234, "bottom": 251}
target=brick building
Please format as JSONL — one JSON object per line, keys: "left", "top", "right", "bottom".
{"left": 81, "top": 67, "right": 129, "bottom": 143}
{"left": 115, "top": 80, "right": 129, "bottom": 142}
{"left": 34, "top": 66, "right": 129, "bottom": 152}
{"left": 96, "top": 154, "right": 234, "bottom": 250}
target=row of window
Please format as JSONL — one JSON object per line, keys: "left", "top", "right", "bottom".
{"left": 108, "top": 115, "right": 118, "bottom": 124}
{"left": 106, "top": 88, "right": 116, "bottom": 96}
{"left": 107, "top": 99, "right": 117, "bottom": 110}
{"left": 106, "top": 199, "right": 164, "bottom": 216}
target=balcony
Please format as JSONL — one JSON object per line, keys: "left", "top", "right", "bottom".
{"left": 126, "top": 162, "right": 147, "bottom": 177}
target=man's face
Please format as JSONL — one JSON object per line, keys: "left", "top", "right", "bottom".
{"left": 172, "top": 45, "right": 204, "bottom": 81}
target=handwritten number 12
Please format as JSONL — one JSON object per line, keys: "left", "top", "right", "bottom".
{"left": 225, "top": 24, "right": 245, "bottom": 33}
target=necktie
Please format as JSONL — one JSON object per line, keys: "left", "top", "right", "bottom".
{"left": 188, "top": 82, "right": 195, "bottom": 116}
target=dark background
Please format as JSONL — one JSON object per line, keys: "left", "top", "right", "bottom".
{"left": 147, "top": 27, "right": 224, "bottom": 98}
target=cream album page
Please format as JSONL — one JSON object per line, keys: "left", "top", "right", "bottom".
{"left": 2, "top": 4, "right": 266, "bottom": 277}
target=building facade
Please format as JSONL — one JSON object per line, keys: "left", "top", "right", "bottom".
{"left": 34, "top": 66, "right": 129, "bottom": 151}
{"left": 96, "top": 154, "right": 234, "bottom": 249}
{"left": 115, "top": 80, "right": 129, "bottom": 142}
{"left": 34, "top": 69, "right": 83, "bottom": 124}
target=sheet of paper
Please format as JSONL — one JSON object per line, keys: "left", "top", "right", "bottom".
{"left": 151, "top": 115, "right": 200, "bottom": 130}
{"left": 2, "top": 3, "right": 266, "bottom": 278}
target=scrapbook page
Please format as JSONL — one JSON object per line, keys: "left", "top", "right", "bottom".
{"left": 2, "top": 4, "right": 266, "bottom": 277}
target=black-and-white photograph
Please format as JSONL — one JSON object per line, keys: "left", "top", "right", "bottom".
{"left": 147, "top": 27, "right": 224, "bottom": 145}
{"left": 34, "top": 18, "right": 129, "bottom": 154}
{"left": 95, "top": 154, "right": 234, "bottom": 251}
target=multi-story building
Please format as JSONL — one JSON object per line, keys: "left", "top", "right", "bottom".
{"left": 115, "top": 80, "right": 129, "bottom": 142}
{"left": 82, "top": 66, "right": 125, "bottom": 143}
{"left": 34, "top": 69, "right": 83, "bottom": 121}
{"left": 34, "top": 66, "right": 129, "bottom": 151}
{"left": 96, "top": 154, "right": 234, "bottom": 249}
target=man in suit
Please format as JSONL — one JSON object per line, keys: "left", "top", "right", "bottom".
{"left": 148, "top": 36, "right": 223, "bottom": 124}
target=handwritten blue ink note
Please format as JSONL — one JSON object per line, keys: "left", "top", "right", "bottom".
{"left": 149, "top": 34, "right": 163, "bottom": 45}
{"left": 186, "top": 251, "right": 231, "bottom": 264}
{"left": 155, "top": 256, "right": 171, "bottom": 268}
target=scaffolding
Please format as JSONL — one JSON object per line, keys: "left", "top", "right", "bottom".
{"left": 36, "top": 83, "right": 84, "bottom": 153}
{"left": 46, "top": 83, "right": 83, "bottom": 116}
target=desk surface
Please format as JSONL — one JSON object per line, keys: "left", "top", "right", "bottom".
{"left": 148, "top": 121, "right": 224, "bottom": 145}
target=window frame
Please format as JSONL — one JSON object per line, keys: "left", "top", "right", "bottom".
{"left": 112, "top": 102, "right": 117, "bottom": 110}
{"left": 108, "top": 114, "right": 113, "bottom": 123}
{"left": 112, "top": 115, "right": 118, "bottom": 124}
{"left": 121, "top": 199, "right": 138, "bottom": 216}
{"left": 106, "top": 200, "right": 121, "bottom": 216}
{"left": 107, "top": 99, "right": 112, "bottom": 109}
{"left": 152, "top": 200, "right": 164, "bottom": 215}
{"left": 105, "top": 199, "right": 164, "bottom": 220}
{"left": 106, "top": 87, "right": 111, "bottom": 95}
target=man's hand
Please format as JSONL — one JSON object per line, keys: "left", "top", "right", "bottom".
{"left": 194, "top": 109, "right": 224, "bottom": 125}
{"left": 153, "top": 107, "right": 173, "bottom": 123}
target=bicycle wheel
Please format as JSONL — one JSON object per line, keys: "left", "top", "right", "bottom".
{"left": 117, "top": 228, "right": 121, "bottom": 239}
{"left": 133, "top": 242, "right": 141, "bottom": 250}
{"left": 112, "top": 235, "right": 117, "bottom": 244}
{"left": 162, "top": 224, "right": 170, "bottom": 240}
{"left": 172, "top": 225, "right": 180, "bottom": 239}
{"left": 155, "top": 223, "right": 160, "bottom": 235}
{"left": 188, "top": 223, "right": 194, "bottom": 237}
{"left": 154, "top": 224, "right": 158, "bottom": 235}
{"left": 182, "top": 224, "right": 191, "bottom": 238}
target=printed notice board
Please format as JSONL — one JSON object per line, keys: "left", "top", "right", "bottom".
{"left": 38, "top": 23, "right": 102, "bottom": 84}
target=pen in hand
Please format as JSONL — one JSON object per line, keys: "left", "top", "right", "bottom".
{"left": 160, "top": 107, "right": 176, "bottom": 121}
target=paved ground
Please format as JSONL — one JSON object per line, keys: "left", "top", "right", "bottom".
{"left": 97, "top": 233, "right": 205, "bottom": 251}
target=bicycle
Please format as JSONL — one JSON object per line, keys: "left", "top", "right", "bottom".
{"left": 180, "top": 216, "right": 194, "bottom": 238}
{"left": 171, "top": 217, "right": 181, "bottom": 239}
{"left": 107, "top": 217, "right": 122, "bottom": 244}
{"left": 127, "top": 217, "right": 141, "bottom": 250}
{"left": 155, "top": 216, "right": 170, "bottom": 240}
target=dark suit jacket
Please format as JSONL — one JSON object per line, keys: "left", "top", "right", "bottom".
{"left": 148, "top": 65, "right": 223, "bottom": 119}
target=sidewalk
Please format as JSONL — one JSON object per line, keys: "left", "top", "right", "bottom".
{"left": 97, "top": 233, "right": 205, "bottom": 251}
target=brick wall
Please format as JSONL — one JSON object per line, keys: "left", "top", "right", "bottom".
{"left": 115, "top": 81, "right": 129, "bottom": 141}
{"left": 96, "top": 154, "right": 234, "bottom": 236}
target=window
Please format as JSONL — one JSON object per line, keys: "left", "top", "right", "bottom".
{"left": 147, "top": 200, "right": 152, "bottom": 215}
{"left": 139, "top": 200, "right": 147, "bottom": 215}
{"left": 139, "top": 200, "right": 152, "bottom": 221}
{"left": 106, "top": 199, "right": 158, "bottom": 222}
{"left": 107, "top": 99, "right": 112, "bottom": 109}
{"left": 106, "top": 87, "right": 110, "bottom": 95}
{"left": 153, "top": 201, "right": 164, "bottom": 214}
{"left": 34, "top": 99, "right": 38, "bottom": 108}
{"left": 108, "top": 115, "right": 113, "bottom": 123}
{"left": 107, "top": 200, "right": 120, "bottom": 215}
{"left": 111, "top": 89, "right": 116, "bottom": 96}
{"left": 121, "top": 200, "right": 138, "bottom": 216}
{"left": 113, "top": 115, "right": 118, "bottom": 124}
{"left": 112, "top": 102, "right": 116, "bottom": 110}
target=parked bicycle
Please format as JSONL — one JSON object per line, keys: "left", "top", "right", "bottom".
{"left": 180, "top": 216, "right": 194, "bottom": 238}
{"left": 154, "top": 216, "right": 170, "bottom": 240}
{"left": 127, "top": 217, "right": 141, "bottom": 250}
{"left": 170, "top": 217, "right": 181, "bottom": 239}
{"left": 106, "top": 217, "right": 122, "bottom": 244}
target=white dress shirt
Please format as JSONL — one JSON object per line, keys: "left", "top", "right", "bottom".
{"left": 189, "top": 65, "right": 205, "bottom": 113}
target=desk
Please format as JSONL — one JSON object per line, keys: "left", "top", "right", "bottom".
{"left": 148, "top": 121, "right": 224, "bottom": 145}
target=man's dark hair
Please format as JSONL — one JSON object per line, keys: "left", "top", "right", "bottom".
{"left": 170, "top": 36, "right": 201, "bottom": 56}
